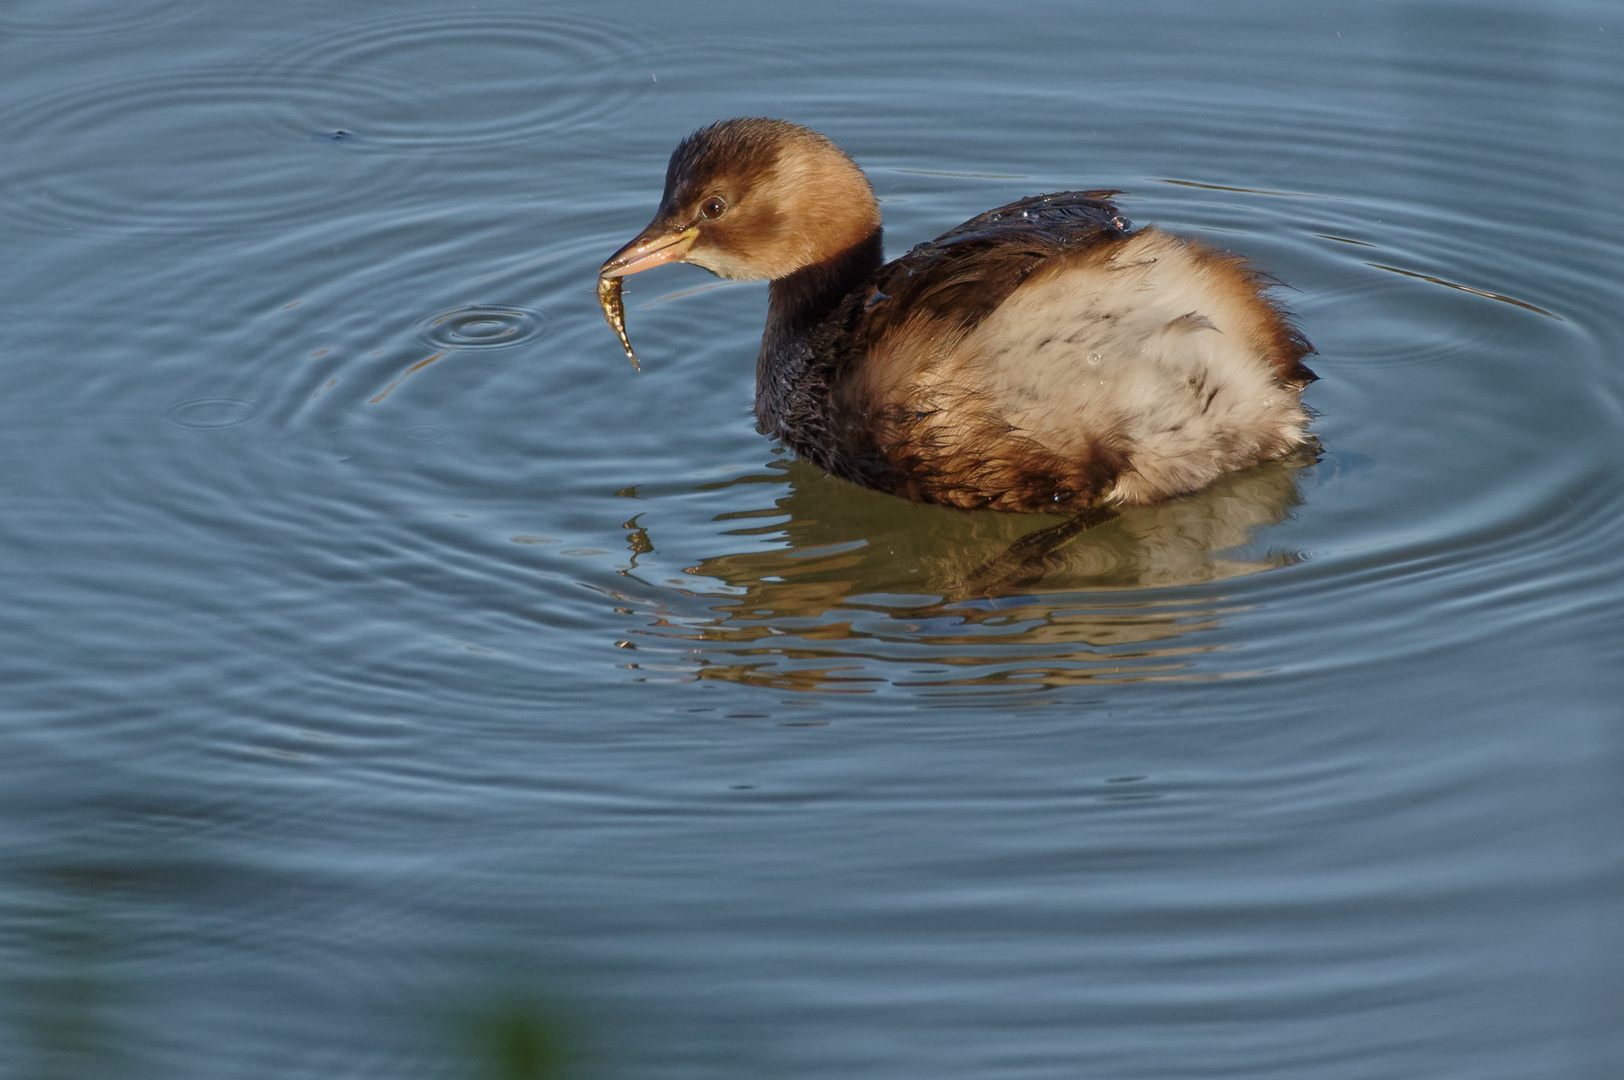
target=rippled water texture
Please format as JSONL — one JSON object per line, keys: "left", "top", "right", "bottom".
{"left": 2, "top": 2, "right": 1621, "bottom": 1077}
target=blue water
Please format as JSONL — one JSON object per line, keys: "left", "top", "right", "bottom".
{"left": 1, "top": 1, "right": 1621, "bottom": 1077}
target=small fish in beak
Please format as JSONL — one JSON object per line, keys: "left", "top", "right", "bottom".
{"left": 597, "top": 225, "right": 700, "bottom": 371}
{"left": 596, "top": 275, "right": 638, "bottom": 370}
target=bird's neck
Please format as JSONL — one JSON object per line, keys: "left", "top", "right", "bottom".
{"left": 754, "top": 228, "right": 884, "bottom": 455}
{"left": 762, "top": 228, "right": 884, "bottom": 346}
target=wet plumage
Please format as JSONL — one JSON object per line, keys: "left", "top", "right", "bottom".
{"left": 600, "top": 118, "right": 1315, "bottom": 514}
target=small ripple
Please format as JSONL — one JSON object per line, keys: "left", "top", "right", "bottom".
{"left": 1304, "top": 268, "right": 1511, "bottom": 369}
{"left": 1156, "top": 177, "right": 1321, "bottom": 199}
{"left": 890, "top": 168, "right": 1030, "bottom": 180}
{"left": 1366, "top": 262, "right": 1560, "bottom": 319}
{"left": 1227, "top": 192, "right": 1582, "bottom": 369}
{"left": 0, "top": 67, "right": 410, "bottom": 233}
{"left": 266, "top": 10, "right": 653, "bottom": 150}
{"left": 0, "top": 0, "right": 194, "bottom": 36}
{"left": 417, "top": 305, "right": 549, "bottom": 350}
{"left": 164, "top": 398, "right": 261, "bottom": 429}
{"left": 1315, "top": 233, "right": 1378, "bottom": 249}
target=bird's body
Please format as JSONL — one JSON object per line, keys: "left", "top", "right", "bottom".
{"left": 600, "top": 119, "right": 1314, "bottom": 515}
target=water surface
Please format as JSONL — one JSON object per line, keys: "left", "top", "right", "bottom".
{"left": 1, "top": 1, "right": 1621, "bottom": 1077}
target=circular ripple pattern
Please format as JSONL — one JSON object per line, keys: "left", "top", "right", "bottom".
{"left": 266, "top": 10, "right": 653, "bottom": 151}
{"left": 416, "top": 306, "right": 550, "bottom": 350}
{"left": 0, "top": 68, "right": 414, "bottom": 233}
{"left": 165, "top": 398, "right": 261, "bottom": 429}
{"left": 0, "top": 0, "right": 194, "bottom": 36}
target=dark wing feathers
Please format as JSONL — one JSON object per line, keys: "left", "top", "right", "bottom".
{"left": 856, "top": 191, "right": 1131, "bottom": 347}
{"left": 923, "top": 189, "right": 1129, "bottom": 248}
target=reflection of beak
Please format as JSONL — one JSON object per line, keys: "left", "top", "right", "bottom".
{"left": 599, "top": 225, "right": 699, "bottom": 279}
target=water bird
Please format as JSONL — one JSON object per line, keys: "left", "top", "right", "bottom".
{"left": 599, "top": 118, "right": 1315, "bottom": 516}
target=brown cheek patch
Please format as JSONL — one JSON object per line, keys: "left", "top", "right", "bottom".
{"left": 692, "top": 197, "right": 805, "bottom": 281}
{"left": 722, "top": 203, "right": 795, "bottom": 273}
{"left": 669, "top": 125, "right": 883, "bottom": 281}
{"left": 760, "top": 142, "right": 880, "bottom": 269}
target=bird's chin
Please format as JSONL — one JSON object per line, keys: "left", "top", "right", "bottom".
{"left": 682, "top": 249, "right": 764, "bottom": 281}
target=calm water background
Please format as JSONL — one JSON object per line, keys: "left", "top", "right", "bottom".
{"left": 2, "top": 1, "right": 1621, "bottom": 1076}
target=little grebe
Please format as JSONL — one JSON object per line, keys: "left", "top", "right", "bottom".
{"left": 599, "top": 118, "right": 1315, "bottom": 514}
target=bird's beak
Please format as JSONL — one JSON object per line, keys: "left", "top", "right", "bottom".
{"left": 599, "top": 224, "right": 699, "bottom": 279}
{"left": 597, "top": 222, "right": 699, "bottom": 371}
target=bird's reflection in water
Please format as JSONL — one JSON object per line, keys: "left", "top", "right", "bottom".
{"left": 622, "top": 446, "right": 1316, "bottom": 694}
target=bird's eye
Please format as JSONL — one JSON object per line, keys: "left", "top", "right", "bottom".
{"left": 700, "top": 196, "right": 727, "bottom": 220}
